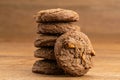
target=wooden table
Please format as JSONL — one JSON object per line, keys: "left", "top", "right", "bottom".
{"left": 0, "top": 42, "right": 120, "bottom": 80}
{"left": 0, "top": 0, "right": 120, "bottom": 79}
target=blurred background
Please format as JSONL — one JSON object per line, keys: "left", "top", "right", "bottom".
{"left": 0, "top": 0, "right": 120, "bottom": 56}
{"left": 0, "top": 0, "right": 120, "bottom": 79}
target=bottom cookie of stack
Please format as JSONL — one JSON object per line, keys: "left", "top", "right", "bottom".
{"left": 32, "top": 60, "right": 64, "bottom": 75}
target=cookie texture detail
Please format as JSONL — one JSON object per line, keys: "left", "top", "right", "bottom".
{"left": 54, "top": 31, "right": 95, "bottom": 76}
{"left": 34, "top": 8, "right": 79, "bottom": 22}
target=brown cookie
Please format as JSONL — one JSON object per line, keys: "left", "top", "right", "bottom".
{"left": 54, "top": 31, "right": 95, "bottom": 76}
{"left": 34, "top": 8, "right": 79, "bottom": 22}
{"left": 34, "top": 47, "right": 55, "bottom": 60}
{"left": 32, "top": 60, "right": 64, "bottom": 75}
{"left": 37, "top": 22, "right": 80, "bottom": 34}
{"left": 34, "top": 34, "right": 58, "bottom": 47}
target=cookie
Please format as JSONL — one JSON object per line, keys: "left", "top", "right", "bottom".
{"left": 34, "top": 34, "right": 58, "bottom": 47}
{"left": 37, "top": 22, "right": 80, "bottom": 34}
{"left": 32, "top": 60, "right": 64, "bottom": 75}
{"left": 34, "top": 8, "right": 79, "bottom": 22}
{"left": 54, "top": 31, "right": 95, "bottom": 76}
{"left": 34, "top": 48, "right": 55, "bottom": 60}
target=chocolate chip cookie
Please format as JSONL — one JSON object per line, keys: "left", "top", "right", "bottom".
{"left": 34, "top": 47, "right": 55, "bottom": 60}
{"left": 54, "top": 31, "right": 95, "bottom": 76}
{"left": 34, "top": 8, "right": 79, "bottom": 22}
{"left": 34, "top": 34, "right": 58, "bottom": 47}
{"left": 37, "top": 22, "right": 80, "bottom": 34}
{"left": 32, "top": 60, "right": 64, "bottom": 75}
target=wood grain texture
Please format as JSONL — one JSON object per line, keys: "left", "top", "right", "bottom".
{"left": 0, "top": 42, "right": 120, "bottom": 80}
{"left": 0, "top": 0, "right": 120, "bottom": 79}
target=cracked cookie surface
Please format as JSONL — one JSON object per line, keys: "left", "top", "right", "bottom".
{"left": 37, "top": 22, "right": 80, "bottom": 34}
{"left": 34, "top": 8, "right": 79, "bottom": 22}
{"left": 54, "top": 31, "right": 95, "bottom": 76}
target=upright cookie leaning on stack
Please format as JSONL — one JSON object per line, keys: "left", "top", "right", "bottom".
{"left": 32, "top": 8, "right": 81, "bottom": 75}
{"left": 55, "top": 31, "right": 95, "bottom": 76}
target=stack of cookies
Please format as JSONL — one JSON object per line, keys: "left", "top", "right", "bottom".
{"left": 32, "top": 8, "right": 95, "bottom": 76}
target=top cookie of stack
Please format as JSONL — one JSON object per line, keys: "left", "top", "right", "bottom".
{"left": 34, "top": 8, "right": 80, "bottom": 35}
{"left": 34, "top": 8, "right": 79, "bottom": 23}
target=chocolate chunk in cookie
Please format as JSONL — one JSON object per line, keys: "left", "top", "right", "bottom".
{"left": 54, "top": 31, "right": 95, "bottom": 76}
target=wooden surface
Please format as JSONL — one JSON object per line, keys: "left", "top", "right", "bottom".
{"left": 0, "top": 0, "right": 120, "bottom": 80}
{"left": 0, "top": 42, "right": 120, "bottom": 80}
